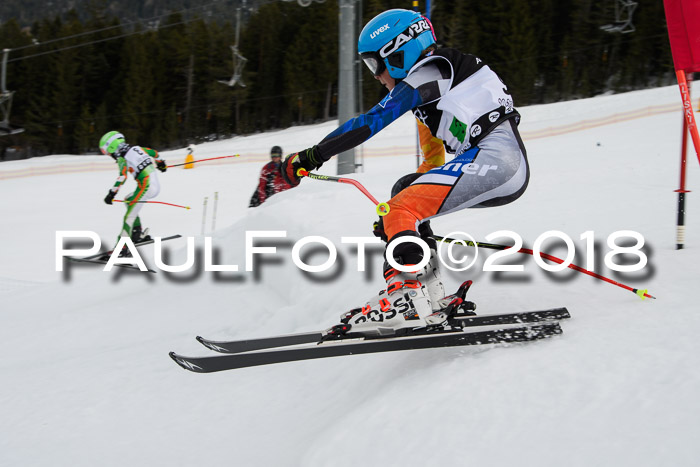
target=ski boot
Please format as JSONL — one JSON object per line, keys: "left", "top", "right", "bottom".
{"left": 328, "top": 263, "right": 434, "bottom": 339}
{"left": 423, "top": 248, "right": 446, "bottom": 311}
{"left": 424, "top": 280, "right": 477, "bottom": 326}
{"left": 417, "top": 240, "right": 477, "bottom": 324}
{"left": 131, "top": 226, "right": 152, "bottom": 244}
{"left": 96, "top": 244, "right": 133, "bottom": 262}
{"left": 337, "top": 246, "right": 445, "bottom": 324}
{"left": 118, "top": 245, "right": 133, "bottom": 258}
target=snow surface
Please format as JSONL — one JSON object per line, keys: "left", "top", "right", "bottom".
{"left": 1, "top": 85, "right": 700, "bottom": 466}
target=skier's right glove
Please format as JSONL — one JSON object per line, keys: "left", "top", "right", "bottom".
{"left": 104, "top": 190, "right": 116, "bottom": 205}
{"left": 281, "top": 146, "right": 323, "bottom": 186}
{"left": 156, "top": 160, "right": 167, "bottom": 172}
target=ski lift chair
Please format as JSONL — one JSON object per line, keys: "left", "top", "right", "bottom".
{"left": 0, "top": 49, "right": 24, "bottom": 136}
{"left": 600, "top": 0, "right": 638, "bottom": 34}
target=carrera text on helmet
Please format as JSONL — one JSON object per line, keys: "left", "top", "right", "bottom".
{"left": 379, "top": 19, "right": 432, "bottom": 58}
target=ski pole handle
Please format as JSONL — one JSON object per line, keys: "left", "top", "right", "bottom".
{"left": 114, "top": 199, "right": 191, "bottom": 209}
{"left": 297, "top": 169, "right": 390, "bottom": 217}
{"left": 168, "top": 154, "right": 240, "bottom": 168}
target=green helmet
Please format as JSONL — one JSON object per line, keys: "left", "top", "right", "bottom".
{"left": 99, "top": 131, "right": 126, "bottom": 156}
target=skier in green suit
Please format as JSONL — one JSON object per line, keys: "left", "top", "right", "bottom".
{"left": 99, "top": 131, "right": 167, "bottom": 257}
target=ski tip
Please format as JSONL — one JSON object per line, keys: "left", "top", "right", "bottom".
{"left": 195, "top": 337, "right": 228, "bottom": 353}
{"left": 168, "top": 351, "right": 182, "bottom": 368}
{"left": 169, "top": 352, "right": 204, "bottom": 372}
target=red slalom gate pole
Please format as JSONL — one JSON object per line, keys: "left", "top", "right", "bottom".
{"left": 167, "top": 154, "right": 240, "bottom": 168}
{"left": 114, "top": 199, "right": 191, "bottom": 210}
{"left": 676, "top": 70, "right": 700, "bottom": 166}
{"left": 675, "top": 77, "right": 691, "bottom": 250}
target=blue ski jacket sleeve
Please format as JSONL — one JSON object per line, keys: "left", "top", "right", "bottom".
{"left": 315, "top": 82, "right": 423, "bottom": 162}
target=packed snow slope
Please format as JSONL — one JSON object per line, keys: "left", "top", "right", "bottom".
{"left": 1, "top": 85, "right": 699, "bottom": 467}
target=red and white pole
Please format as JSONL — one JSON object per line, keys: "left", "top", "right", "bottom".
{"left": 674, "top": 71, "right": 700, "bottom": 249}
{"left": 675, "top": 73, "right": 691, "bottom": 249}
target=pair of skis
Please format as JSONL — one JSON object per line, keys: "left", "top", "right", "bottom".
{"left": 67, "top": 234, "right": 181, "bottom": 272}
{"left": 170, "top": 307, "right": 570, "bottom": 373}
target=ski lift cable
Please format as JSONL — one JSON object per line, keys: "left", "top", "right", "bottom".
{"left": 7, "top": 16, "right": 195, "bottom": 63}
{"left": 27, "top": 85, "right": 334, "bottom": 128}
{"left": 9, "top": 0, "right": 230, "bottom": 53}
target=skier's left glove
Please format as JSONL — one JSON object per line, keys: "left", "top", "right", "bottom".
{"left": 104, "top": 190, "right": 116, "bottom": 205}
{"left": 156, "top": 160, "right": 167, "bottom": 172}
{"left": 373, "top": 218, "right": 387, "bottom": 242}
{"left": 281, "top": 146, "right": 323, "bottom": 186}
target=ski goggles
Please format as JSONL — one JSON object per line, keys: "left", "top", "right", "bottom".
{"left": 360, "top": 52, "right": 386, "bottom": 76}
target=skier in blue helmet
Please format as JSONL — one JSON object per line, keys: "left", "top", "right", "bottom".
{"left": 357, "top": 8, "right": 438, "bottom": 80}
{"left": 282, "top": 9, "right": 529, "bottom": 336}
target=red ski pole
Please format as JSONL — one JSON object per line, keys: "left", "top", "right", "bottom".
{"left": 434, "top": 235, "right": 656, "bottom": 300}
{"left": 299, "top": 169, "right": 656, "bottom": 300}
{"left": 297, "top": 169, "right": 390, "bottom": 217}
{"left": 168, "top": 154, "right": 240, "bottom": 168}
{"left": 114, "top": 199, "right": 191, "bottom": 210}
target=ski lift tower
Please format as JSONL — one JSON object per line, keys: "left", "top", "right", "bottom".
{"left": 337, "top": 0, "right": 357, "bottom": 174}
{"left": 0, "top": 49, "right": 25, "bottom": 136}
{"left": 282, "top": 0, "right": 355, "bottom": 174}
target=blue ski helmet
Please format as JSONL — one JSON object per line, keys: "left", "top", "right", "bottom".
{"left": 358, "top": 9, "right": 437, "bottom": 80}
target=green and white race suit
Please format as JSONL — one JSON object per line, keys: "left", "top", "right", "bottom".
{"left": 108, "top": 145, "right": 163, "bottom": 242}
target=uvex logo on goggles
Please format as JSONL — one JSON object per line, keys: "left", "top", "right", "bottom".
{"left": 378, "top": 19, "right": 431, "bottom": 58}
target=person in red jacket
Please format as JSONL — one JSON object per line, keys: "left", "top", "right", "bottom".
{"left": 249, "top": 146, "right": 294, "bottom": 207}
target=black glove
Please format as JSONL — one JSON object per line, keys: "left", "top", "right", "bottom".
{"left": 418, "top": 221, "right": 438, "bottom": 250}
{"left": 373, "top": 218, "right": 387, "bottom": 242}
{"left": 104, "top": 190, "right": 116, "bottom": 205}
{"left": 281, "top": 146, "right": 323, "bottom": 186}
{"left": 156, "top": 160, "right": 167, "bottom": 172}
